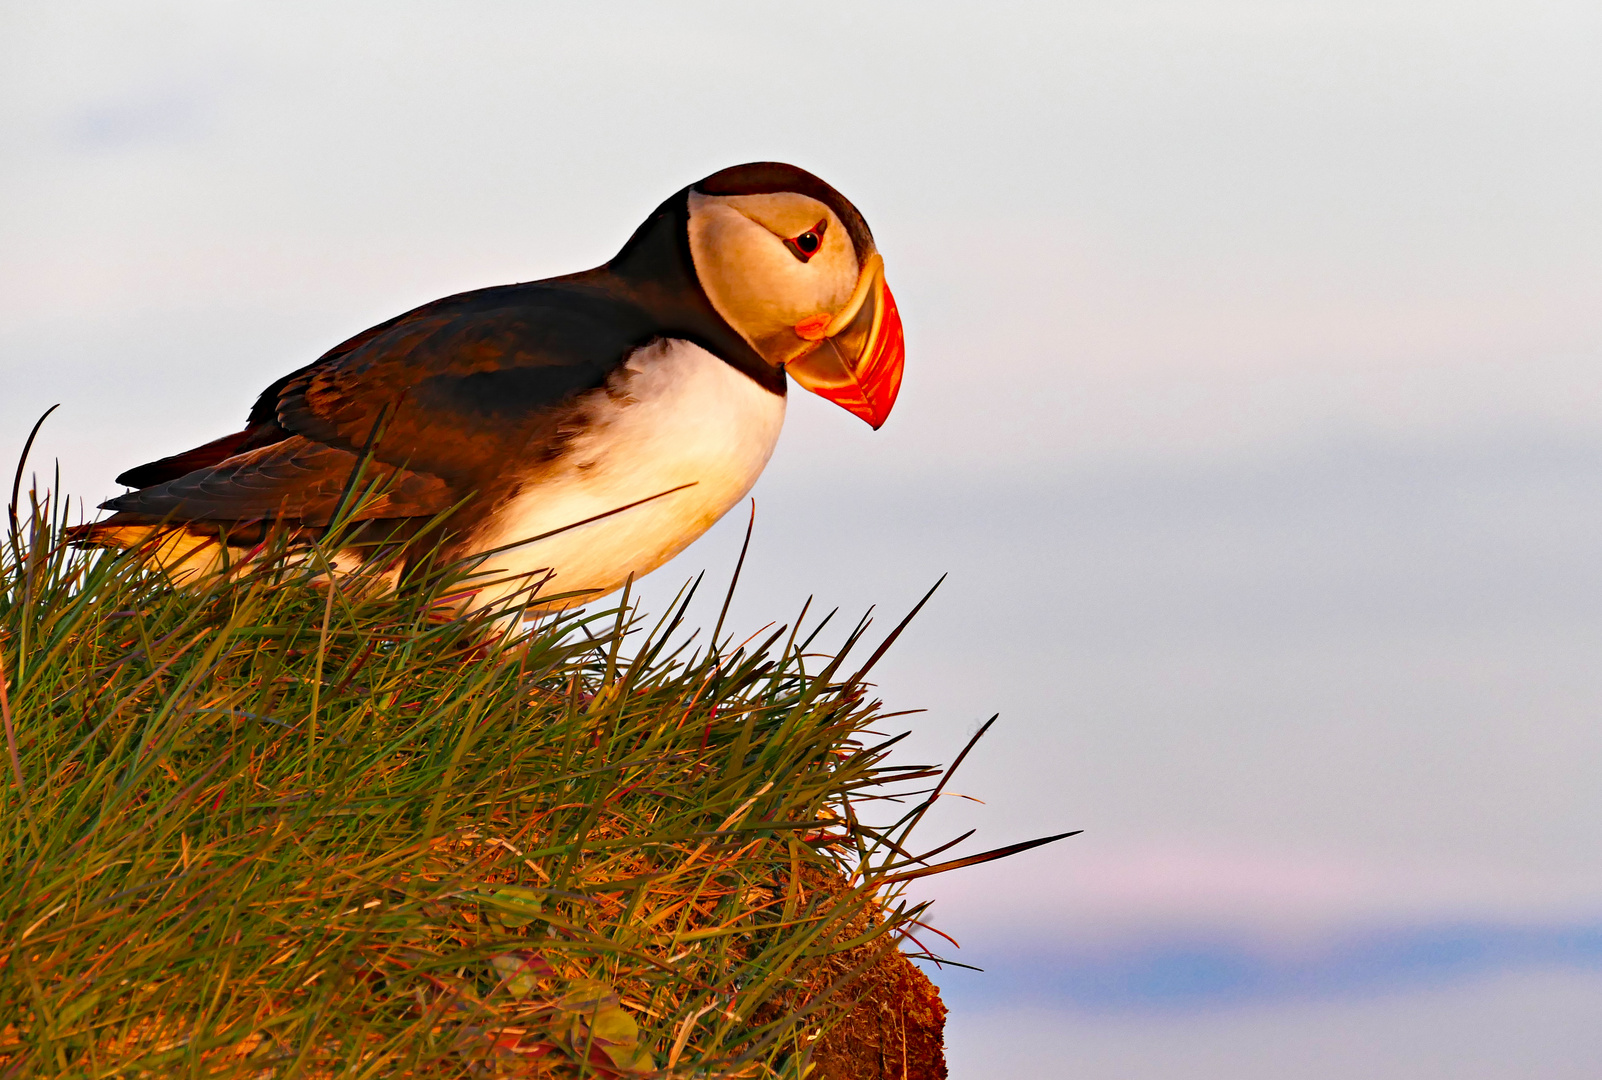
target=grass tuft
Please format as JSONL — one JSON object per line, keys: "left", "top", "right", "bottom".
{"left": 0, "top": 478, "right": 1046, "bottom": 1079}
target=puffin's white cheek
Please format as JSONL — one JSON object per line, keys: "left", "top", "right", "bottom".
{"left": 728, "top": 249, "right": 824, "bottom": 322}
{"left": 813, "top": 247, "right": 860, "bottom": 311}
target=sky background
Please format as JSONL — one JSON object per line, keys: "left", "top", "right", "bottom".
{"left": 4, "top": 2, "right": 1601, "bottom": 1075}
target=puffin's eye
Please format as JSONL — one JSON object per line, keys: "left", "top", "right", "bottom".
{"left": 783, "top": 218, "right": 829, "bottom": 263}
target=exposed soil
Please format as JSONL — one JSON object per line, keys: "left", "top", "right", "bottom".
{"left": 809, "top": 943, "right": 948, "bottom": 1080}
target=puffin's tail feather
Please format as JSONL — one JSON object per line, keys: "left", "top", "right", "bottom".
{"left": 66, "top": 519, "right": 231, "bottom": 582}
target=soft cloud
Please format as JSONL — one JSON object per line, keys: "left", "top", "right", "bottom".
{"left": 945, "top": 971, "right": 1602, "bottom": 1079}
{"left": 915, "top": 843, "right": 1602, "bottom": 936}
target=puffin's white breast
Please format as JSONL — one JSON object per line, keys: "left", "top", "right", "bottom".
{"left": 466, "top": 338, "right": 786, "bottom": 611}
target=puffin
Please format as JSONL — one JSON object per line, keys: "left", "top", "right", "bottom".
{"left": 71, "top": 162, "right": 905, "bottom": 613}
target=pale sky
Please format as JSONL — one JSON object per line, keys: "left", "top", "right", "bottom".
{"left": 5, "top": 3, "right": 1602, "bottom": 1075}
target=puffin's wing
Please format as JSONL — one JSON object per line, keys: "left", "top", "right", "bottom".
{"left": 267, "top": 282, "right": 654, "bottom": 481}
{"left": 102, "top": 437, "right": 450, "bottom": 525}
{"left": 115, "top": 429, "right": 261, "bottom": 489}
{"left": 103, "top": 281, "right": 655, "bottom": 524}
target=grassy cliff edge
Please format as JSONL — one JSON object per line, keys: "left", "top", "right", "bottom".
{"left": 0, "top": 484, "right": 1047, "bottom": 1078}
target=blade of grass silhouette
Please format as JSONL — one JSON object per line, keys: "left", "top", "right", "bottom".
{"left": 881, "top": 829, "right": 977, "bottom": 874}
{"left": 875, "top": 830, "right": 1082, "bottom": 885}
{"left": 779, "top": 595, "right": 812, "bottom": 665}
{"left": 8, "top": 404, "right": 59, "bottom": 559}
{"left": 846, "top": 574, "right": 945, "bottom": 687}
{"left": 891, "top": 713, "right": 998, "bottom": 848}
{"left": 795, "top": 605, "right": 840, "bottom": 658}
{"left": 712, "top": 498, "right": 755, "bottom": 657}
{"left": 603, "top": 574, "right": 633, "bottom": 688}
{"left": 631, "top": 572, "right": 704, "bottom": 677}
{"left": 452, "top": 482, "right": 699, "bottom": 566}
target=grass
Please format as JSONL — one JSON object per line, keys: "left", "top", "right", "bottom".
{"left": 0, "top": 466, "right": 1065, "bottom": 1078}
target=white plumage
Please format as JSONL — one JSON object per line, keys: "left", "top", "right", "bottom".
{"left": 466, "top": 338, "right": 786, "bottom": 612}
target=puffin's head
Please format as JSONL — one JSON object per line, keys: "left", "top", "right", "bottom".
{"left": 686, "top": 163, "right": 905, "bottom": 429}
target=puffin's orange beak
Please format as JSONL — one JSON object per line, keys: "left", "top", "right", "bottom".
{"left": 784, "top": 253, "right": 905, "bottom": 429}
